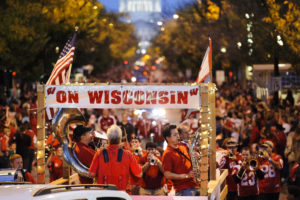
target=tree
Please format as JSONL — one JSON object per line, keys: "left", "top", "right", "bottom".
{"left": 149, "top": 0, "right": 300, "bottom": 81}
{"left": 0, "top": 0, "right": 138, "bottom": 82}
{"left": 264, "top": 0, "right": 300, "bottom": 73}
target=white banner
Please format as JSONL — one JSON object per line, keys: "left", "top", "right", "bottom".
{"left": 45, "top": 85, "right": 201, "bottom": 109}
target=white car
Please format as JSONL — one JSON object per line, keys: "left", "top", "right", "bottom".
{"left": 0, "top": 184, "right": 132, "bottom": 200}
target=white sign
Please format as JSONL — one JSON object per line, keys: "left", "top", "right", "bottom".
{"left": 45, "top": 85, "right": 201, "bottom": 109}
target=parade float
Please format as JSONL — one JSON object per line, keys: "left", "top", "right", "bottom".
{"left": 35, "top": 82, "right": 228, "bottom": 200}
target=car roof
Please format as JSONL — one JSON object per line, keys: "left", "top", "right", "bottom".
{"left": 0, "top": 184, "right": 132, "bottom": 200}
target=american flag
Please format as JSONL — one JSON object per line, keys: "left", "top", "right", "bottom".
{"left": 196, "top": 38, "right": 212, "bottom": 84}
{"left": 45, "top": 30, "right": 77, "bottom": 120}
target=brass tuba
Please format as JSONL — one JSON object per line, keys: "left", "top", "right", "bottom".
{"left": 52, "top": 108, "right": 90, "bottom": 178}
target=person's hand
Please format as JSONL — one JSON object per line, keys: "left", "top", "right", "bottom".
{"left": 263, "top": 151, "right": 269, "bottom": 159}
{"left": 154, "top": 149, "right": 161, "bottom": 157}
{"left": 187, "top": 170, "right": 197, "bottom": 179}
{"left": 147, "top": 153, "right": 153, "bottom": 160}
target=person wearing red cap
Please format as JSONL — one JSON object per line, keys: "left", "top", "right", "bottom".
{"left": 89, "top": 125, "right": 142, "bottom": 191}
{"left": 73, "top": 125, "right": 95, "bottom": 184}
{"left": 259, "top": 141, "right": 283, "bottom": 200}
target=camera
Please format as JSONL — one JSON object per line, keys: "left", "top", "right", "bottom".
{"left": 149, "top": 156, "right": 156, "bottom": 165}
{"left": 134, "top": 148, "right": 140, "bottom": 155}
{"left": 150, "top": 159, "right": 156, "bottom": 165}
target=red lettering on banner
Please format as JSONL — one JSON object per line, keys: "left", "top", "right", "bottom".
{"left": 56, "top": 91, "right": 67, "bottom": 103}
{"left": 111, "top": 90, "right": 121, "bottom": 104}
{"left": 104, "top": 90, "right": 110, "bottom": 104}
{"left": 88, "top": 91, "right": 103, "bottom": 104}
{"left": 190, "top": 88, "right": 198, "bottom": 96}
{"left": 146, "top": 91, "right": 157, "bottom": 104}
{"left": 170, "top": 91, "right": 176, "bottom": 104}
{"left": 123, "top": 90, "right": 132, "bottom": 104}
{"left": 47, "top": 87, "right": 56, "bottom": 95}
{"left": 158, "top": 91, "right": 169, "bottom": 104}
{"left": 134, "top": 91, "right": 145, "bottom": 105}
{"left": 68, "top": 91, "right": 78, "bottom": 103}
{"left": 178, "top": 91, "right": 188, "bottom": 104}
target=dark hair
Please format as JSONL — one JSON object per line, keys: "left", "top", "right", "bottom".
{"left": 146, "top": 142, "right": 156, "bottom": 150}
{"left": 130, "top": 136, "right": 141, "bottom": 142}
{"left": 241, "top": 146, "right": 250, "bottom": 152}
{"left": 162, "top": 124, "right": 177, "bottom": 141}
{"left": 73, "top": 125, "right": 91, "bottom": 142}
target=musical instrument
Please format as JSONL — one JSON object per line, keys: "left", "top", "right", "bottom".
{"left": 52, "top": 108, "right": 90, "bottom": 177}
{"left": 189, "top": 130, "right": 201, "bottom": 185}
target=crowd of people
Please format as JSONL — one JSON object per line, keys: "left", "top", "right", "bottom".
{"left": 0, "top": 80, "right": 299, "bottom": 199}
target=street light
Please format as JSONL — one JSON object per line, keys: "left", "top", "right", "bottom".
{"left": 220, "top": 47, "right": 226, "bottom": 53}
{"left": 55, "top": 46, "right": 59, "bottom": 54}
{"left": 277, "top": 35, "right": 284, "bottom": 46}
{"left": 173, "top": 14, "right": 179, "bottom": 19}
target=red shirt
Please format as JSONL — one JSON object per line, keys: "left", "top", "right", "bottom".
{"left": 98, "top": 115, "right": 116, "bottom": 133}
{"left": 162, "top": 145, "right": 198, "bottom": 192}
{"left": 49, "top": 155, "right": 63, "bottom": 182}
{"left": 46, "top": 134, "right": 60, "bottom": 149}
{"left": 250, "top": 126, "right": 259, "bottom": 144}
{"left": 219, "top": 153, "right": 242, "bottom": 192}
{"left": 0, "top": 133, "right": 7, "bottom": 151}
{"left": 89, "top": 145, "right": 142, "bottom": 190}
{"left": 136, "top": 119, "right": 151, "bottom": 138}
{"left": 75, "top": 142, "right": 96, "bottom": 184}
{"left": 25, "top": 171, "right": 36, "bottom": 184}
{"left": 139, "top": 154, "right": 164, "bottom": 189}
{"left": 150, "top": 123, "right": 164, "bottom": 143}
{"left": 259, "top": 153, "right": 283, "bottom": 193}
{"left": 129, "top": 149, "right": 145, "bottom": 186}
{"left": 237, "top": 168, "right": 260, "bottom": 197}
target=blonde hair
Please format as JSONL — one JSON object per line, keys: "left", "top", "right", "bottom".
{"left": 9, "top": 154, "right": 22, "bottom": 163}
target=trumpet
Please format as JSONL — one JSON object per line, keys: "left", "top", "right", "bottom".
{"left": 248, "top": 159, "right": 258, "bottom": 171}
{"left": 258, "top": 150, "right": 268, "bottom": 159}
{"left": 133, "top": 148, "right": 140, "bottom": 155}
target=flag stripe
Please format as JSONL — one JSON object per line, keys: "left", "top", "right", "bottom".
{"left": 45, "top": 31, "right": 77, "bottom": 120}
{"left": 46, "top": 49, "right": 74, "bottom": 85}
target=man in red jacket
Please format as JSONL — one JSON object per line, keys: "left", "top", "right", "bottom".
{"left": 89, "top": 125, "right": 142, "bottom": 191}
{"left": 73, "top": 125, "right": 96, "bottom": 184}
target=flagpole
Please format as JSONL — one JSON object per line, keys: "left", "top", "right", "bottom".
{"left": 66, "top": 26, "right": 79, "bottom": 84}
{"left": 208, "top": 38, "right": 213, "bottom": 83}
